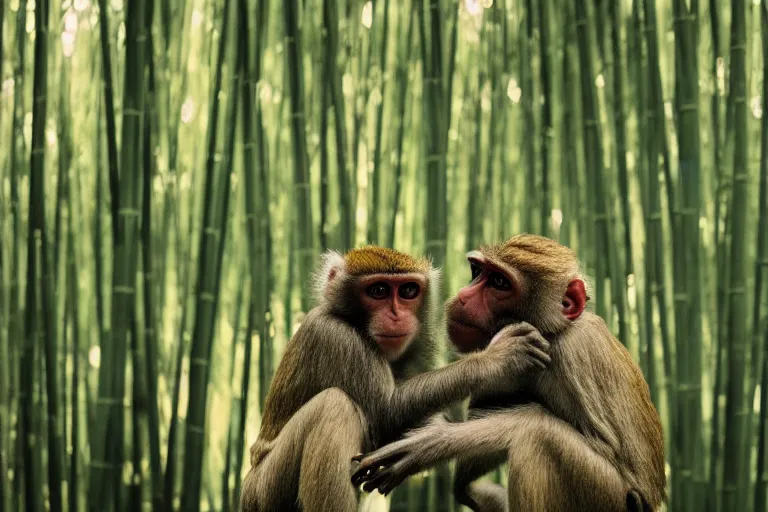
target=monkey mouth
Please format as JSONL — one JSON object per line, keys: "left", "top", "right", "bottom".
{"left": 374, "top": 333, "right": 412, "bottom": 349}
{"left": 447, "top": 319, "right": 490, "bottom": 352}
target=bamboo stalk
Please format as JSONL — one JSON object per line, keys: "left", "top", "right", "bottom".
{"left": 721, "top": 0, "right": 749, "bottom": 510}
{"left": 88, "top": 0, "right": 148, "bottom": 507}
{"left": 386, "top": 3, "right": 415, "bottom": 249}
{"left": 539, "top": 0, "right": 552, "bottom": 238}
{"left": 95, "top": 0, "right": 121, "bottom": 234}
{"left": 752, "top": 6, "right": 768, "bottom": 510}
{"left": 323, "top": 0, "right": 353, "bottom": 250}
{"left": 24, "top": 0, "right": 65, "bottom": 509}
{"left": 180, "top": 0, "right": 239, "bottom": 506}
{"left": 368, "top": 0, "right": 391, "bottom": 245}
{"left": 283, "top": 0, "right": 315, "bottom": 311}
{"left": 67, "top": 176, "right": 82, "bottom": 512}
{"left": 521, "top": 0, "right": 537, "bottom": 235}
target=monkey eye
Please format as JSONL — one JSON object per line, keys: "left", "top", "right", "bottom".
{"left": 398, "top": 282, "right": 421, "bottom": 300}
{"left": 366, "top": 282, "right": 390, "bottom": 300}
{"left": 470, "top": 263, "right": 482, "bottom": 281}
{"left": 489, "top": 272, "right": 512, "bottom": 291}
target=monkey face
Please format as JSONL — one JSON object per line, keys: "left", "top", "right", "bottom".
{"left": 445, "top": 256, "right": 520, "bottom": 352}
{"left": 358, "top": 273, "right": 427, "bottom": 361}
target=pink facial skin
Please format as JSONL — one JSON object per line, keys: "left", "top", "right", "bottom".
{"left": 359, "top": 273, "right": 426, "bottom": 361}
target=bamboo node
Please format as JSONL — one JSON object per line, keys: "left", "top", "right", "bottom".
{"left": 425, "top": 154, "right": 443, "bottom": 163}
{"left": 199, "top": 292, "right": 215, "bottom": 302}
{"left": 291, "top": 111, "right": 305, "bottom": 119}
{"left": 295, "top": 182, "right": 311, "bottom": 190}
{"left": 730, "top": 44, "right": 747, "bottom": 51}
{"left": 727, "top": 287, "right": 746, "bottom": 295}
{"left": 647, "top": 213, "right": 663, "bottom": 221}
{"left": 187, "top": 424, "right": 205, "bottom": 434}
{"left": 584, "top": 119, "right": 599, "bottom": 127}
{"left": 733, "top": 173, "right": 749, "bottom": 183}
{"left": 190, "top": 357, "right": 209, "bottom": 367}
{"left": 123, "top": 108, "right": 144, "bottom": 118}
{"left": 95, "top": 396, "right": 122, "bottom": 405}
{"left": 90, "top": 459, "right": 119, "bottom": 470}
{"left": 118, "top": 208, "right": 140, "bottom": 217}
{"left": 673, "top": 293, "right": 690, "bottom": 301}
{"left": 204, "top": 227, "right": 220, "bottom": 237}
{"left": 31, "top": 148, "right": 46, "bottom": 156}
{"left": 678, "top": 103, "right": 697, "bottom": 112}
{"left": 115, "top": 285, "right": 135, "bottom": 295}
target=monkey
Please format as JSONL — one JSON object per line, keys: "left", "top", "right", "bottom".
{"left": 238, "top": 245, "right": 551, "bottom": 512}
{"left": 351, "top": 234, "right": 666, "bottom": 512}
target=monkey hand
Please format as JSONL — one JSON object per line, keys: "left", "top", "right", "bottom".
{"left": 350, "top": 433, "right": 432, "bottom": 496}
{"left": 482, "top": 322, "right": 551, "bottom": 387}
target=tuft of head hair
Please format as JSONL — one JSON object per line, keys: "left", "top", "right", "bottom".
{"left": 344, "top": 245, "right": 432, "bottom": 275}
{"left": 483, "top": 234, "right": 581, "bottom": 283}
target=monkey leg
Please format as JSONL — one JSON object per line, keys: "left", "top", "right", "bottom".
{"left": 504, "top": 404, "right": 629, "bottom": 512}
{"left": 454, "top": 451, "right": 508, "bottom": 512}
{"left": 239, "top": 388, "right": 366, "bottom": 512}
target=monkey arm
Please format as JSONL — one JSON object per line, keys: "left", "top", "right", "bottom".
{"left": 384, "top": 322, "right": 550, "bottom": 435}
{"left": 351, "top": 411, "right": 511, "bottom": 495}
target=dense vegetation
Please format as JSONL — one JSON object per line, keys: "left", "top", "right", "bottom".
{"left": 0, "top": 0, "right": 767, "bottom": 510}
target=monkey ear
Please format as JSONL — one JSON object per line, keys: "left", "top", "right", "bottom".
{"left": 312, "top": 250, "right": 346, "bottom": 302}
{"left": 562, "top": 278, "right": 587, "bottom": 320}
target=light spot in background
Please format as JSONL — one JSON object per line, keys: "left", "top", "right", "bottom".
{"left": 465, "top": 0, "right": 483, "bottom": 15}
{"left": 507, "top": 78, "right": 522, "bottom": 104}
{"left": 551, "top": 209, "right": 563, "bottom": 230}
{"left": 65, "top": 10, "right": 79, "bottom": 32}
{"left": 181, "top": 97, "right": 196, "bottom": 123}
{"left": 62, "top": 31, "right": 76, "bottom": 57}
{"left": 259, "top": 81, "right": 273, "bottom": 103}
{"left": 46, "top": 127, "right": 57, "bottom": 147}
{"left": 361, "top": 1, "right": 373, "bottom": 29}
{"left": 751, "top": 95, "right": 763, "bottom": 119}
{"left": 191, "top": 9, "right": 203, "bottom": 28}
{"left": 716, "top": 57, "right": 725, "bottom": 93}
{"left": 595, "top": 74, "right": 605, "bottom": 89}
{"left": 343, "top": 73, "right": 353, "bottom": 97}
{"left": 74, "top": 0, "right": 89, "bottom": 11}
{"left": 89, "top": 346, "right": 101, "bottom": 368}
{"left": 482, "top": 0, "right": 494, "bottom": 6}
{"left": 110, "top": 0, "right": 123, "bottom": 11}
{"left": 2, "top": 78, "right": 13, "bottom": 98}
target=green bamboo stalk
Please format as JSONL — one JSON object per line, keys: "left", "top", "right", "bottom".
{"left": 368, "top": 0, "right": 391, "bottom": 246}
{"left": 239, "top": 0, "right": 272, "bottom": 413}
{"left": 7, "top": 1, "right": 27, "bottom": 509}
{"left": 671, "top": 1, "right": 705, "bottom": 509}
{"left": 521, "top": 0, "right": 537, "bottom": 234}
{"left": 609, "top": 0, "right": 634, "bottom": 287}
{"left": 95, "top": 0, "right": 121, "bottom": 234}
{"left": 573, "top": 0, "right": 612, "bottom": 323}
{"left": 386, "top": 3, "right": 415, "bottom": 249}
{"left": 220, "top": 276, "right": 246, "bottom": 512}
{"left": 466, "top": 66, "right": 483, "bottom": 253}
{"left": 283, "top": 0, "right": 314, "bottom": 311}
{"left": 23, "top": 0, "right": 65, "bottom": 510}
{"left": 129, "top": 312, "right": 147, "bottom": 512}
{"left": 231, "top": 298, "right": 255, "bottom": 510}
{"left": 180, "top": 0, "right": 240, "bottom": 506}
{"left": 88, "top": 0, "right": 147, "bottom": 507}
{"left": 539, "top": 0, "right": 552, "bottom": 238}
{"left": 319, "top": 81, "right": 330, "bottom": 251}
{"left": 559, "top": 0, "right": 578, "bottom": 249}
{"left": 141, "top": 56, "right": 163, "bottom": 507}
{"left": 640, "top": 0, "right": 675, "bottom": 445}
{"left": 721, "top": 0, "right": 749, "bottom": 509}
{"left": 752, "top": 6, "right": 768, "bottom": 511}
{"left": 67, "top": 185, "right": 81, "bottom": 512}
{"left": 323, "top": 0, "right": 353, "bottom": 250}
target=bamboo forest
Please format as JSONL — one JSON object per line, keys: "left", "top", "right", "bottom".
{"left": 1, "top": 0, "right": 768, "bottom": 510}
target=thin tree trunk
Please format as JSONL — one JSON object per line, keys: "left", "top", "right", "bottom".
{"left": 721, "top": 0, "right": 749, "bottom": 510}
{"left": 88, "top": 0, "right": 148, "bottom": 507}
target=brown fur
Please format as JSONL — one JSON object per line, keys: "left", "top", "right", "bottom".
{"left": 352, "top": 236, "right": 666, "bottom": 512}
{"left": 240, "top": 246, "right": 539, "bottom": 511}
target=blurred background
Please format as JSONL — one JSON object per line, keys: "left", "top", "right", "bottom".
{"left": 0, "top": 0, "right": 767, "bottom": 510}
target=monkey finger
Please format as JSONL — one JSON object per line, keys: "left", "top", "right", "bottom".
{"left": 361, "top": 469, "right": 395, "bottom": 493}
{"left": 528, "top": 347, "right": 552, "bottom": 367}
{"left": 525, "top": 332, "right": 550, "bottom": 352}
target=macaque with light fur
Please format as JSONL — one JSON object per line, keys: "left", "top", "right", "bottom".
{"left": 352, "top": 235, "right": 666, "bottom": 512}
{"left": 239, "top": 246, "right": 551, "bottom": 512}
